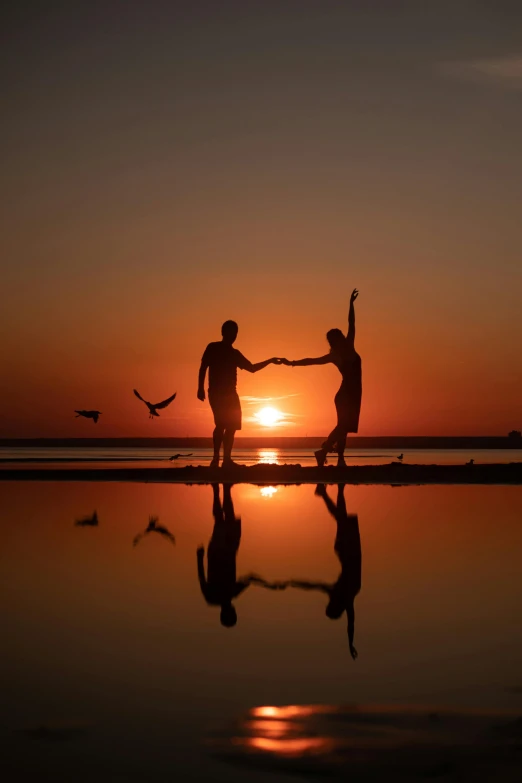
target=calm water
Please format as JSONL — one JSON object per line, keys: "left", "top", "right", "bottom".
{"left": 1, "top": 446, "right": 522, "bottom": 469}
{"left": 1, "top": 482, "right": 521, "bottom": 781}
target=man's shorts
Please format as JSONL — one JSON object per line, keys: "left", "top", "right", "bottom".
{"left": 209, "top": 390, "right": 242, "bottom": 431}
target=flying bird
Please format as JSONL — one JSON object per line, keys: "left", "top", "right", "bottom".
{"left": 169, "top": 453, "right": 193, "bottom": 461}
{"left": 75, "top": 410, "right": 102, "bottom": 423}
{"left": 75, "top": 511, "right": 99, "bottom": 527}
{"left": 133, "top": 389, "right": 177, "bottom": 419}
{"left": 133, "top": 516, "right": 176, "bottom": 547}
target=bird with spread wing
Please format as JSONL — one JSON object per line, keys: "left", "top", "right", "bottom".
{"left": 133, "top": 516, "right": 176, "bottom": 547}
{"left": 133, "top": 389, "right": 177, "bottom": 419}
{"left": 75, "top": 410, "right": 102, "bottom": 423}
{"left": 75, "top": 511, "right": 99, "bottom": 527}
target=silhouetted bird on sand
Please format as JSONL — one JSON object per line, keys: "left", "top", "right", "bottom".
{"left": 397, "top": 453, "right": 404, "bottom": 461}
{"left": 169, "top": 453, "right": 193, "bottom": 461}
{"left": 75, "top": 410, "right": 101, "bottom": 423}
{"left": 466, "top": 458, "right": 475, "bottom": 466}
{"left": 75, "top": 511, "right": 99, "bottom": 527}
{"left": 133, "top": 389, "right": 177, "bottom": 419}
{"left": 133, "top": 516, "right": 175, "bottom": 547}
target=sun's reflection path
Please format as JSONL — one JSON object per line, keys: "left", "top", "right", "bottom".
{"left": 259, "top": 486, "right": 278, "bottom": 498}
{"left": 212, "top": 703, "right": 522, "bottom": 774}
{"left": 257, "top": 450, "right": 280, "bottom": 465}
{"left": 230, "top": 705, "right": 334, "bottom": 758}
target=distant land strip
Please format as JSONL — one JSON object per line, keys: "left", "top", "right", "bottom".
{"left": 1, "top": 436, "right": 522, "bottom": 449}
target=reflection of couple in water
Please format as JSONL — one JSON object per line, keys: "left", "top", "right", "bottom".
{"left": 198, "top": 289, "right": 361, "bottom": 468}
{"left": 290, "top": 484, "right": 361, "bottom": 660}
{"left": 197, "top": 484, "right": 361, "bottom": 658}
{"left": 197, "top": 485, "right": 286, "bottom": 627}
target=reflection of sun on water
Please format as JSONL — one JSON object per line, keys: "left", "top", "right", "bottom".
{"left": 258, "top": 450, "right": 279, "bottom": 464}
{"left": 242, "top": 705, "right": 334, "bottom": 757}
{"left": 256, "top": 407, "right": 282, "bottom": 427}
{"left": 260, "top": 486, "right": 278, "bottom": 498}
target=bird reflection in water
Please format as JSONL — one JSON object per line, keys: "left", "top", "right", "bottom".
{"left": 290, "top": 483, "right": 361, "bottom": 659}
{"left": 133, "top": 516, "right": 176, "bottom": 547}
{"left": 197, "top": 484, "right": 287, "bottom": 627}
{"left": 74, "top": 511, "right": 99, "bottom": 527}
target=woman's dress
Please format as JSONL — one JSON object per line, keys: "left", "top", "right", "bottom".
{"left": 332, "top": 349, "right": 362, "bottom": 433}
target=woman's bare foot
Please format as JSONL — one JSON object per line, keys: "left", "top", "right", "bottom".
{"left": 337, "top": 457, "right": 347, "bottom": 468}
{"left": 209, "top": 458, "right": 220, "bottom": 468}
{"left": 314, "top": 449, "right": 327, "bottom": 467}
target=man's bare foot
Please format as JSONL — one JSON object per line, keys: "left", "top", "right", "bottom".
{"left": 221, "top": 459, "right": 243, "bottom": 469}
{"left": 336, "top": 458, "right": 347, "bottom": 468}
{"left": 209, "top": 458, "right": 220, "bottom": 468}
{"left": 314, "top": 448, "right": 327, "bottom": 467}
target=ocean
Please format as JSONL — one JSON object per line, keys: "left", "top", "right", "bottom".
{"left": 1, "top": 445, "right": 521, "bottom": 470}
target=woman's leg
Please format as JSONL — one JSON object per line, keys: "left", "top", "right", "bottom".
{"left": 322, "top": 391, "right": 346, "bottom": 455}
{"left": 322, "top": 425, "right": 339, "bottom": 452}
{"left": 315, "top": 425, "right": 339, "bottom": 467}
{"left": 315, "top": 390, "right": 347, "bottom": 467}
{"left": 336, "top": 430, "right": 347, "bottom": 465}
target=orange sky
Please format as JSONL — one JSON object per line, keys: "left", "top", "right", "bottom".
{"left": 1, "top": 3, "right": 521, "bottom": 437}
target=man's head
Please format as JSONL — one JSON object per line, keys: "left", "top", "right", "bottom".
{"left": 221, "top": 320, "right": 239, "bottom": 345}
{"left": 325, "top": 596, "right": 345, "bottom": 620}
{"left": 220, "top": 602, "right": 237, "bottom": 627}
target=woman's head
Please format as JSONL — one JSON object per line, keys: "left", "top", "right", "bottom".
{"left": 326, "top": 328, "right": 345, "bottom": 352}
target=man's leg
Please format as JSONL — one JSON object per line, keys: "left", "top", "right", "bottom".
{"left": 212, "top": 426, "right": 224, "bottom": 467}
{"left": 222, "top": 484, "right": 235, "bottom": 521}
{"left": 212, "top": 482, "right": 222, "bottom": 517}
{"left": 222, "top": 428, "right": 236, "bottom": 465}
{"left": 223, "top": 484, "right": 241, "bottom": 559}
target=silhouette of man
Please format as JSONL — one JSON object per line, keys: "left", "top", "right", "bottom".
{"left": 198, "top": 320, "right": 281, "bottom": 467}
{"left": 290, "top": 484, "right": 361, "bottom": 659}
{"left": 197, "top": 484, "right": 273, "bottom": 627}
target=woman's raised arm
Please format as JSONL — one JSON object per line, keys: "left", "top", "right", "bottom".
{"left": 347, "top": 288, "right": 358, "bottom": 347}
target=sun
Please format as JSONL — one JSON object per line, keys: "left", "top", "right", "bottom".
{"left": 256, "top": 406, "right": 282, "bottom": 427}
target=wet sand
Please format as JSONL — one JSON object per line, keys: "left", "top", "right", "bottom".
{"left": 1, "top": 461, "right": 522, "bottom": 484}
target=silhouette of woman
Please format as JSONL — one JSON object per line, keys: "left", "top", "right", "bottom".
{"left": 290, "top": 484, "right": 361, "bottom": 659}
{"left": 283, "top": 289, "right": 361, "bottom": 467}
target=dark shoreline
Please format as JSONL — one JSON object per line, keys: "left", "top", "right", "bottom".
{"left": 1, "top": 462, "right": 521, "bottom": 485}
